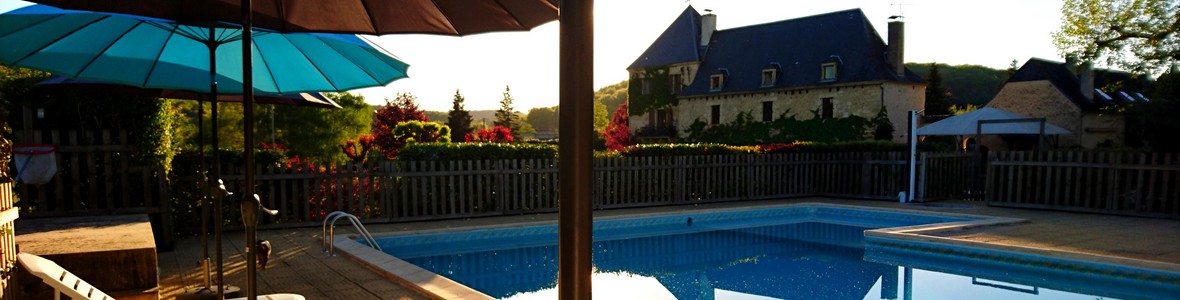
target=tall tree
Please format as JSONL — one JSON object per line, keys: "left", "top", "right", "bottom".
{"left": 924, "top": 63, "right": 951, "bottom": 116}
{"left": 593, "top": 100, "right": 609, "bottom": 132}
{"left": 603, "top": 103, "right": 632, "bottom": 151}
{"left": 447, "top": 90, "right": 474, "bottom": 142}
{"left": 275, "top": 92, "right": 373, "bottom": 163}
{"left": 526, "top": 106, "right": 558, "bottom": 132}
{"left": 1054, "top": 0, "right": 1179, "bottom": 74}
{"left": 372, "top": 92, "right": 427, "bottom": 159}
{"left": 494, "top": 85, "right": 521, "bottom": 133}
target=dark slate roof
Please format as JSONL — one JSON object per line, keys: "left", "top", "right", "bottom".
{"left": 635, "top": 8, "right": 924, "bottom": 96}
{"left": 1008, "top": 57, "right": 1151, "bottom": 112}
{"left": 628, "top": 6, "right": 703, "bottom": 69}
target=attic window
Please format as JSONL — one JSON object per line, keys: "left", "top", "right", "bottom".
{"left": 821, "top": 63, "right": 838, "bottom": 82}
{"left": 670, "top": 74, "right": 683, "bottom": 94}
{"left": 761, "top": 68, "right": 777, "bottom": 87}
{"left": 710, "top": 74, "right": 725, "bottom": 91}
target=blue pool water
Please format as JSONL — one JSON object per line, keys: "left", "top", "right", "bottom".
{"left": 374, "top": 206, "right": 1180, "bottom": 299}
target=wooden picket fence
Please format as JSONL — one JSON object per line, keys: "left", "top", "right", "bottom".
{"left": 987, "top": 151, "right": 1180, "bottom": 218}
{"left": 184, "top": 152, "right": 910, "bottom": 228}
{"left": 0, "top": 182, "right": 17, "bottom": 299}
{"left": 12, "top": 130, "right": 170, "bottom": 216}
{"left": 919, "top": 152, "right": 984, "bottom": 201}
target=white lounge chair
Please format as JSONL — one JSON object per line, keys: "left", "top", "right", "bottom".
{"left": 17, "top": 253, "right": 304, "bottom": 300}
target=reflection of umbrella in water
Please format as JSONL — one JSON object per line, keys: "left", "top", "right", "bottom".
{"left": 17, "top": 0, "right": 562, "bottom": 298}
{"left": 0, "top": 1, "right": 410, "bottom": 297}
{"left": 33, "top": 73, "right": 341, "bottom": 293}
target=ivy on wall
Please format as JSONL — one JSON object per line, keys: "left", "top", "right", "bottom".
{"left": 628, "top": 67, "right": 677, "bottom": 116}
{"left": 683, "top": 109, "right": 873, "bottom": 145}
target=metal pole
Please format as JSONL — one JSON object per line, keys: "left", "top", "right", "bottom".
{"left": 906, "top": 110, "right": 918, "bottom": 203}
{"left": 558, "top": 0, "right": 593, "bottom": 299}
{"left": 242, "top": 0, "right": 258, "bottom": 298}
{"left": 207, "top": 35, "right": 226, "bottom": 300}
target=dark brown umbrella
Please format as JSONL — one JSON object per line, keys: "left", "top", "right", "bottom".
{"left": 27, "top": 0, "right": 559, "bottom": 35}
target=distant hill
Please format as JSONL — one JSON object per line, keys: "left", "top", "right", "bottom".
{"left": 907, "top": 63, "right": 1008, "bottom": 106}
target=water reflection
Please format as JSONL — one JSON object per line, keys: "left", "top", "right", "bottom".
{"left": 403, "top": 222, "right": 897, "bottom": 299}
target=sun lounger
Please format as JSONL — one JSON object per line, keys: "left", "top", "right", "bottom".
{"left": 17, "top": 252, "right": 305, "bottom": 300}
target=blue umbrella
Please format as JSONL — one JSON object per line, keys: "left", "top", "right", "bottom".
{"left": 0, "top": 1, "right": 408, "bottom": 296}
{"left": 0, "top": 3, "right": 409, "bottom": 95}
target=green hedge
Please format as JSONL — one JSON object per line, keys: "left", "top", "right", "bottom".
{"left": 396, "top": 143, "right": 558, "bottom": 160}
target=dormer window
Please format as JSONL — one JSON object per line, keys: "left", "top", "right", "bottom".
{"left": 710, "top": 74, "right": 725, "bottom": 91}
{"left": 821, "top": 63, "right": 838, "bottom": 81}
{"left": 761, "top": 69, "right": 777, "bottom": 87}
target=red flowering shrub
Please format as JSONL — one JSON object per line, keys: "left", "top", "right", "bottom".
{"left": 603, "top": 102, "right": 633, "bottom": 151}
{"left": 340, "top": 133, "right": 376, "bottom": 164}
{"left": 372, "top": 93, "right": 428, "bottom": 159}
{"left": 464, "top": 126, "right": 514, "bottom": 143}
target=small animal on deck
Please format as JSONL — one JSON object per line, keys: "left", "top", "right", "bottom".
{"left": 256, "top": 240, "right": 272, "bottom": 270}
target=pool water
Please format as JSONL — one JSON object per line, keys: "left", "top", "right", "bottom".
{"left": 375, "top": 207, "right": 1177, "bottom": 299}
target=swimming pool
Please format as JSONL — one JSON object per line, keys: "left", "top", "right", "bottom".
{"left": 340, "top": 204, "right": 1180, "bottom": 299}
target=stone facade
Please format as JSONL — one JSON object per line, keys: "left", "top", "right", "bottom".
{"left": 988, "top": 81, "right": 1125, "bottom": 148}
{"left": 631, "top": 80, "right": 925, "bottom": 142}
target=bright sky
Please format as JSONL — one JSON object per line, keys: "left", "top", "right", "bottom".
{"left": 352, "top": 0, "right": 1067, "bottom": 112}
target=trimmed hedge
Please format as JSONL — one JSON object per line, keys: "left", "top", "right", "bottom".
{"left": 396, "top": 143, "right": 558, "bottom": 160}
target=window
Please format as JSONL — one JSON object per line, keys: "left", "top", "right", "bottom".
{"left": 761, "top": 69, "right": 777, "bottom": 87}
{"left": 657, "top": 109, "right": 671, "bottom": 127}
{"left": 821, "top": 97, "right": 834, "bottom": 119}
{"left": 640, "top": 78, "right": 652, "bottom": 95}
{"left": 710, "top": 105, "right": 721, "bottom": 125}
{"left": 710, "top": 74, "right": 725, "bottom": 91}
{"left": 762, "top": 101, "right": 773, "bottom": 122}
{"left": 670, "top": 74, "right": 683, "bottom": 94}
{"left": 821, "top": 63, "right": 838, "bottom": 81}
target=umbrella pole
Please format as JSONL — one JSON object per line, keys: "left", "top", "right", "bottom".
{"left": 558, "top": 0, "right": 594, "bottom": 299}
{"left": 198, "top": 96, "right": 210, "bottom": 290}
{"left": 207, "top": 34, "right": 227, "bottom": 299}
{"left": 242, "top": 0, "right": 259, "bottom": 298}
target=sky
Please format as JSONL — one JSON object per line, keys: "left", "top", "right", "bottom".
{"left": 355, "top": 0, "right": 1068, "bottom": 112}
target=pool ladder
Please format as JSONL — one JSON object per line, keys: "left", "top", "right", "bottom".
{"left": 322, "top": 211, "right": 381, "bottom": 256}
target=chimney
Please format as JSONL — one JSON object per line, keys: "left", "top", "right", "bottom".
{"left": 887, "top": 20, "right": 905, "bottom": 76}
{"left": 1065, "top": 55, "right": 1078, "bottom": 75}
{"left": 700, "top": 10, "right": 716, "bottom": 47}
{"left": 1079, "top": 61, "right": 1094, "bottom": 101}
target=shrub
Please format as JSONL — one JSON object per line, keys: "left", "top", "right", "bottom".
{"left": 397, "top": 143, "right": 557, "bottom": 161}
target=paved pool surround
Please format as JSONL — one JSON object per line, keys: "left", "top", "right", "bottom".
{"left": 331, "top": 202, "right": 1177, "bottom": 300}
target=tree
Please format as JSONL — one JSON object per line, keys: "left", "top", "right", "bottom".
{"left": 603, "top": 103, "right": 633, "bottom": 151}
{"left": 447, "top": 90, "right": 474, "bottom": 142}
{"left": 372, "top": 92, "right": 428, "bottom": 159}
{"left": 275, "top": 92, "right": 373, "bottom": 163}
{"left": 526, "top": 106, "right": 558, "bottom": 132}
{"left": 924, "top": 63, "right": 951, "bottom": 116}
{"left": 494, "top": 85, "right": 521, "bottom": 133}
{"left": 593, "top": 100, "right": 609, "bottom": 132}
{"left": 1054, "top": 0, "right": 1179, "bottom": 74}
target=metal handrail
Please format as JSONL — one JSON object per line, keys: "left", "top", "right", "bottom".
{"left": 322, "top": 211, "right": 381, "bottom": 256}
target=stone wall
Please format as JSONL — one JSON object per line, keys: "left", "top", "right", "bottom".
{"left": 988, "top": 80, "right": 1125, "bottom": 148}
{"left": 670, "top": 81, "right": 924, "bottom": 142}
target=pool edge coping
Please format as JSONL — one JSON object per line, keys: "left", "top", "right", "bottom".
{"left": 338, "top": 202, "right": 1180, "bottom": 299}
